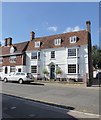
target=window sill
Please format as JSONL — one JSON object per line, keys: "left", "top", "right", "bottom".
{"left": 31, "top": 59, "right": 41, "bottom": 62}
{"left": 67, "top": 56, "right": 79, "bottom": 58}
{"left": 67, "top": 73, "right": 80, "bottom": 75}
{"left": 50, "top": 58, "right": 56, "bottom": 60}
{"left": 10, "top": 62, "right": 16, "bottom": 63}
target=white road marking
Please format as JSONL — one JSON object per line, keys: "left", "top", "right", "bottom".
{"left": 68, "top": 110, "right": 100, "bottom": 117}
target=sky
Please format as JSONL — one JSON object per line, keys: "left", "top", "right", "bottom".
{"left": 1, "top": 2, "right": 99, "bottom": 46}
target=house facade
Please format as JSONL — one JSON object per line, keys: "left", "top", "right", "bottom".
{"left": 0, "top": 21, "right": 93, "bottom": 82}
{"left": 26, "top": 21, "right": 93, "bottom": 82}
{"left": 0, "top": 38, "right": 29, "bottom": 74}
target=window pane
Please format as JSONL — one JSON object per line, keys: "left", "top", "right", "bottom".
{"left": 35, "top": 41, "right": 40, "bottom": 48}
{"left": 9, "top": 56, "right": 16, "bottom": 63}
{"left": 38, "top": 52, "right": 40, "bottom": 60}
{"left": 21, "top": 73, "right": 25, "bottom": 75}
{"left": 31, "top": 52, "right": 37, "bottom": 59}
{"left": 10, "top": 66, "right": 16, "bottom": 72}
{"left": 68, "top": 49, "right": 76, "bottom": 57}
{"left": 51, "top": 51, "right": 55, "bottom": 58}
{"left": 68, "top": 64, "right": 76, "bottom": 73}
{"left": 31, "top": 66, "right": 37, "bottom": 73}
{"left": 16, "top": 73, "right": 21, "bottom": 75}
{"left": 54, "top": 38, "right": 61, "bottom": 45}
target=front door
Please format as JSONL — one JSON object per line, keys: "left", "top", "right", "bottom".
{"left": 50, "top": 65, "right": 55, "bottom": 79}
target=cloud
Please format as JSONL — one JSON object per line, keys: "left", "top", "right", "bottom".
{"left": 47, "top": 26, "right": 58, "bottom": 32}
{"left": 35, "top": 28, "right": 38, "bottom": 31}
{"left": 0, "top": 40, "right": 4, "bottom": 46}
{"left": 64, "top": 26, "right": 81, "bottom": 33}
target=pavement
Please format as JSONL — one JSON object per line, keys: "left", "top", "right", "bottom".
{"left": 34, "top": 80, "right": 100, "bottom": 89}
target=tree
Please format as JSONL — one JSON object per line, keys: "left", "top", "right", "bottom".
{"left": 92, "top": 45, "right": 101, "bottom": 69}
{"left": 42, "top": 68, "right": 49, "bottom": 80}
{"left": 55, "top": 67, "right": 62, "bottom": 80}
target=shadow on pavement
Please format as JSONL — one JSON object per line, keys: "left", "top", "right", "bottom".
{"left": 2, "top": 93, "right": 78, "bottom": 119}
{"left": 4, "top": 81, "right": 45, "bottom": 86}
{"left": 24, "top": 82, "right": 45, "bottom": 86}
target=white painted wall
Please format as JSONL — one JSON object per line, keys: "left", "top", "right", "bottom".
{"left": 26, "top": 45, "right": 88, "bottom": 81}
{"left": 0, "top": 65, "right": 26, "bottom": 74}
{"left": 78, "top": 45, "right": 88, "bottom": 79}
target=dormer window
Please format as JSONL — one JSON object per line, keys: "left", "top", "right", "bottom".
{"left": 54, "top": 38, "right": 61, "bottom": 46}
{"left": 69, "top": 36, "right": 77, "bottom": 43}
{"left": 35, "top": 41, "right": 40, "bottom": 48}
{"left": 10, "top": 46, "right": 15, "bottom": 54}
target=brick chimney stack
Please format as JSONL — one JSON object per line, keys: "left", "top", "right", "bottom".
{"left": 5, "top": 37, "right": 12, "bottom": 46}
{"left": 86, "top": 20, "right": 93, "bottom": 86}
{"left": 86, "top": 21, "right": 91, "bottom": 33}
{"left": 30, "top": 31, "right": 35, "bottom": 40}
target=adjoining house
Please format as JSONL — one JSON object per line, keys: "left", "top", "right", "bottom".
{"left": 0, "top": 21, "right": 93, "bottom": 83}
{"left": 0, "top": 38, "right": 29, "bottom": 74}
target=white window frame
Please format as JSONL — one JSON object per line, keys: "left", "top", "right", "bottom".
{"left": 31, "top": 66, "right": 37, "bottom": 73}
{"left": 68, "top": 48, "right": 77, "bottom": 57}
{"left": 69, "top": 36, "right": 77, "bottom": 43}
{"left": 9, "top": 56, "right": 16, "bottom": 63}
{"left": 68, "top": 64, "right": 76, "bottom": 74}
{"left": 54, "top": 38, "right": 61, "bottom": 46}
{"left": 51, "top": 51, "right": 55, "bottom": 59}
{"left": 10, "top": 66, "right": 16, "bottom": 72}
{"left": 35, "top": 41, "right": 40, "bottom": 48}
{"left": 31, "top": 52, "right": 37, "bottom": 59}
{"left": 10, "top": 46, "right": 15, "bottom": 54}
{"left": 31, "top": 51, "right": 40, "bottom": 60}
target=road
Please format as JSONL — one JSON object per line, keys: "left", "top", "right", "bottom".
{"left": 0, "top": 81, "right": 100, "bottom": 118}
{"left": 2, "top": 93, "right": 78, "bottom": 119}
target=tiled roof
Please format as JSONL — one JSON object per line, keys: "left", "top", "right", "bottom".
{"left": 27, "top": 30, "right": 88, "bottom": 51}
{"left": 0, "top": 41, "right": 29, "bottom": 55}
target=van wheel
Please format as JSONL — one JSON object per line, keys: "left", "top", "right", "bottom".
{"left": 4, "top": 78, "right": 8, "bottom": 83}
{"left": 19, "top": 79, "right": 23, "bottom": 84}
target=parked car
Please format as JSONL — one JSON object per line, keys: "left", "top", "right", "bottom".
{"left": 0, "top": 73, "right": 7, "bottom": 81}
{"left": 3, "top": 72, "right": 34, "bottom": 84}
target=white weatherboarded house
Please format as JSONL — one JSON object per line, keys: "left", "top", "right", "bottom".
{"left": 26, "top": 21, "right": 93, "bottom": 83}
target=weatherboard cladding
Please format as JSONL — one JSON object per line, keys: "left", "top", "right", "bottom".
{"left": 27, "top": 30, "right": 88, "bottom": 51}
{"left": 0, "top": 30, "right": 88, "bottom": 66}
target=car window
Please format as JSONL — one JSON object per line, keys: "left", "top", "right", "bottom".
{"left": 15, "top": 73, "right": 21, "bottom": 75}
{"left": 21, "top": 73, "right": 25, "bottom": 75}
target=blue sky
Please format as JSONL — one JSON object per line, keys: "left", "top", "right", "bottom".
{"left": 1, "top": 2, "right": 99, "bottom": 46}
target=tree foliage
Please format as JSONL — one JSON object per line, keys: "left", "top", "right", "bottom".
{"left": 42, "top": 68, "right": 49, "bottom": 75}
{"left": 55, "top": 67, "right": 62, "bottom": 75}
{"left": 92, "top": 45, "right": 101, "bottom": 69}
